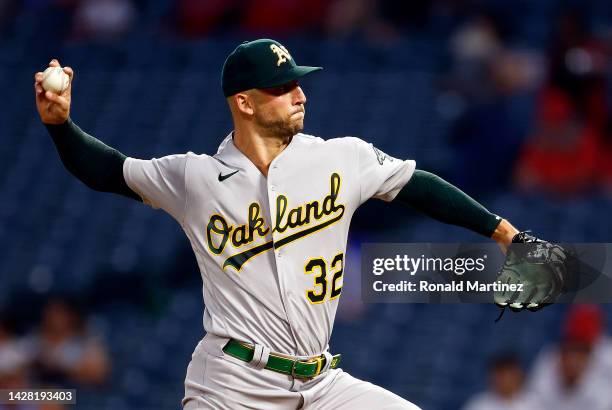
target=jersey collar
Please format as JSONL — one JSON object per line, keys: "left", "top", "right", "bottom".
{"left": 214, "top": 131, "right": 302, "bottom": 173}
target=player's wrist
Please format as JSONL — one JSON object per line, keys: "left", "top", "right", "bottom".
{"left": 491, "top": 219, "right": 519, "bottom": 248}
{"left": 43, "top": 117, "right": 72, "bottom": 127}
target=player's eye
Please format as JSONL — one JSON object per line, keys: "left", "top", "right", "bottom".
{"left": 261, "top": 80, "right": 299, "bottom": 96}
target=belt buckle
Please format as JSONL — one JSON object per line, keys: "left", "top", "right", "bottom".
{"left": 293, "top": 355, "right": 324, "bottom": 379}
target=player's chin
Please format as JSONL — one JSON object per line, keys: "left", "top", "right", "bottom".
{"left": 292, "top": 121, "right": 304, "bottom": 134}
{"left": 288, "top": 117, "right": 304, "bottom": 134}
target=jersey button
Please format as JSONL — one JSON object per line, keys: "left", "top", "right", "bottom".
{"left": 270, "top": 185, "right": 276, "bottom": 191}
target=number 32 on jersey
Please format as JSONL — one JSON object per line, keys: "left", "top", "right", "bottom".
{"left": 304, "top": 253, "right": 344, "bottom": 304}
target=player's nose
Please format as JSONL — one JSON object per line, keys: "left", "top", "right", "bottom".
{"left": 293, "top": 86, "right": 306, "bottom": 105}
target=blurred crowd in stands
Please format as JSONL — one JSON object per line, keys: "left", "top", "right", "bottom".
{"left": 0, "top": 299, "right": 109, "bottom": 410}
{"left": 2, "top": 0, "right": 609, "bottom": 197}
{"left": 516, "top": 14, "right": 611, "bottom": 195}
{"left": 447, "top": 6, "right": 611, "bottom": 195}
{"left": 464, "top": 304, "right": 612, "bottom": 410}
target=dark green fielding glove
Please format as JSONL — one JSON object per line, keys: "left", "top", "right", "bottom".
{"left": 494, "top": 231, "right": 568, "bottom": 312}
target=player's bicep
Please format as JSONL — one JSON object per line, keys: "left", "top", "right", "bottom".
{"left": 123, "top": 154, "right": 188, "bottom": 223}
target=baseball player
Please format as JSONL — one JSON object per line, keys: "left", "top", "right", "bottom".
{"left": 34, "top": 39, "right": 562, "bottom": 409}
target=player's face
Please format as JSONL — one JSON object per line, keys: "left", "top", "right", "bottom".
{"left": 252, "top": 80, "right": 306, "bottom": 138}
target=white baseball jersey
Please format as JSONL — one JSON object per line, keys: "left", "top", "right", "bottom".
{"left": 123, "top": 133, "right": 415, "bottom": 357}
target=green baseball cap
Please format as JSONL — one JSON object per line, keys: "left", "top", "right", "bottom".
{"left": 221, "top": 39, "right": 322, "bottom": 97}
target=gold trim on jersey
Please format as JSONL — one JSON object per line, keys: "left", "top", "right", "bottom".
{"left": 273, "top": 173, "right": 343, "bottom": 234}
{"left": 206, "top": 202, "right": 270, "bottom": 256}
{"left": 205, "top": 173, "right": 346, "bottom": 271}
{"left": 303, "top": 252, "right": 344, "bottom": 304}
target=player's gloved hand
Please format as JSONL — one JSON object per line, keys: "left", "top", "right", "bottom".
{"left": 34, "top": 59, "right": 73, "bottom": 125}
{"left": 494, "top": 231, "right": 568, "bottom": 313}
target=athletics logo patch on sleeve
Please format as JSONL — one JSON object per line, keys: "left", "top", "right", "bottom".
{"left": 372, "top": 146, "right": 393, "bottom": 165}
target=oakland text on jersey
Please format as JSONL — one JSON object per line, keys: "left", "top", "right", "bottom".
{"left": 206, "top": 173, "right": 345, "bottom": 271}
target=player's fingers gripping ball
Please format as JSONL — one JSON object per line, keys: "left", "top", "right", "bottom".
{"left": 494, "top": 231, "right": 568, "bottom": 312}
{"left": 41, "top": 66, "right": 70, "bottom": 94}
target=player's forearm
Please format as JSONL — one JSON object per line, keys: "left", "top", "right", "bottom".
{"left": 395, "top": 170, "right": 502, "bottom": 238}
{"left": 45, "top": 118, "right": 140, "bottom": 200}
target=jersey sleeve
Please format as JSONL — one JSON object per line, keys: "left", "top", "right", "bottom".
{"left": 353, "top": 137, "right": 416, "bottom": 203}
{"left": 123, "top": 154, "right": 188, "bottom": 223}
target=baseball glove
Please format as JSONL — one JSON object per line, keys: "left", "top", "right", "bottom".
{"left": 494, "top": 231, "right": 568, "bottom": 315}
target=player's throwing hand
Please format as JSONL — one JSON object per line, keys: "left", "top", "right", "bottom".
{"left": 34, "top": 59, "right": 73, "bottom": 124}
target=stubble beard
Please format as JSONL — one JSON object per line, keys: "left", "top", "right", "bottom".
{"left": 255, "top": 111, "right": 304, "bottom": 141}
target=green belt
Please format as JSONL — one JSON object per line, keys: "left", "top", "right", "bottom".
{"left": 222, "top": 339, "right": 341, "bottom": 379}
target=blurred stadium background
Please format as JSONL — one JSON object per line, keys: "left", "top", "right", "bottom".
{"left": 1, "top": 0, "right": 611, "bottom": 409}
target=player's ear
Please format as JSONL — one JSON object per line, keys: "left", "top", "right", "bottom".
{"left": 234, "top": 92, "right": 255, "bottom": 116}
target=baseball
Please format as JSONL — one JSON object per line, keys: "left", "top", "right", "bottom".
{"left": 42, "top": 66, "right": 69, "bottom": 94}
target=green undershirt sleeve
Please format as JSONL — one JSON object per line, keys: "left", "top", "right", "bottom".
{"left": 44, "top": 118, "right": 141, "bottom": 201}
{"left": 394, "top": 170, "right": 501, "bottom": 238}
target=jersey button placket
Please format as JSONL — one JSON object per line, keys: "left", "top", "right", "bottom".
{"left": 268, "top": 159, "right": 302, "bottom": 352}
{"left": 268, "top": 167, "right": 284, "bottom": 279}
{"left": 268, "top": 169, "right": 290, "bottom": 333}
{"left": 267, "top": 169, "right": 280, "bottom": 256}
{"left": 268, "top": 166, "right": 276, "bottom": 193}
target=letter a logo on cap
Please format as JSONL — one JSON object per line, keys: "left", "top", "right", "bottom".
{"left": 270, "top": 44, "right": 292, "bottom": 67}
